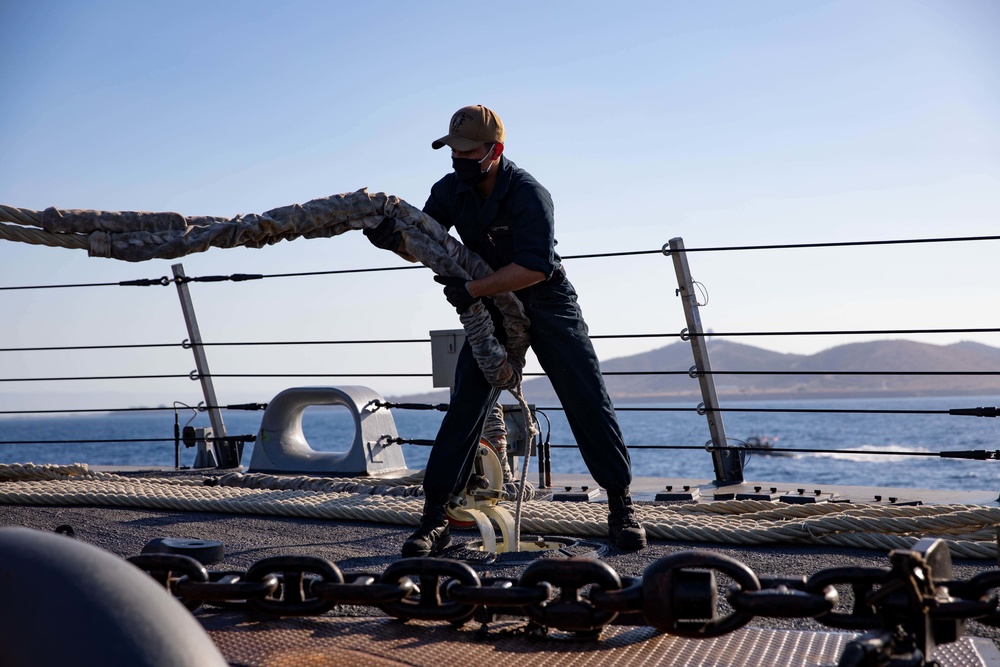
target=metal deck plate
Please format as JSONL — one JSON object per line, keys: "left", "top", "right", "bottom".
{"left": 199, "top": 612, "right": 1000, "bottom": 667}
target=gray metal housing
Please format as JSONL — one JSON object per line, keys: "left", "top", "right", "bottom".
{"left": 249, "top": 386, "right": 407, "bottom": 476}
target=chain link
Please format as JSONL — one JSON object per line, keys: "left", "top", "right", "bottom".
{"left": 378, "top": 557, "right": 482, "bottom": 623}
{"left": 519, "top": 558, "right": 622, "bottom": 633}
{"left": 128, "top": 540, "right": 1000, "bottom": 657}
{"left": 244, "top": 555, "right": 344, "bottom": 616}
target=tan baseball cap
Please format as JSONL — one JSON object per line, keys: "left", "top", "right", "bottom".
{"left": 431, "top": 105, "right": 505, "bottom": 151}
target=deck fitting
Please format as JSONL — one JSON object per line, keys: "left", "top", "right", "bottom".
{"left": 551, "top": 487, "right": 600, "bottom": 502}
{"left": 440, "top": 535, "right": 606, "bottom": 566}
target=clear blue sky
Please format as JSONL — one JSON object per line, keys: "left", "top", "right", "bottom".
{"left": 1, "top": 1, "right": 998, "bottom": 412}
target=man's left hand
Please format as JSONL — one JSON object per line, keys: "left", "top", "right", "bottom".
{"left": 434, "top": 275, "right": 478, "bottom": 314}
{"left": 363, "top": 217, "right": 402, "bottom": 252}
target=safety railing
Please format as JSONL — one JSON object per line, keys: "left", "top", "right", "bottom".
{"left": 2, "top": 235, "right": 1000, "bottom": 484}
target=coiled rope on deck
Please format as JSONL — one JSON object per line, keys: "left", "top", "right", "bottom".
{"left": 1, "top": 464, "right": 997, "bottom": 560}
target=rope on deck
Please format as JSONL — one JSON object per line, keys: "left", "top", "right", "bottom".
{"left": 1, "top": 464, "right": 996, "bottom": 560}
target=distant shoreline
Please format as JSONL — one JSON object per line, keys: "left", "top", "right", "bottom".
{"left": 389, "top": 387, "right": 1000, "bottom": 406}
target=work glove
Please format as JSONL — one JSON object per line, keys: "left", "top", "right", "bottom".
{"left": 434, "top": 275, "right": 478, "bottom": 314}
{"left": 363, "top": 217, "right": 402, "bottom": 252}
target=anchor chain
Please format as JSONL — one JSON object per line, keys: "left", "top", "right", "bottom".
{"left": 128, "top": 538, "right": 1000, "bottom": 666}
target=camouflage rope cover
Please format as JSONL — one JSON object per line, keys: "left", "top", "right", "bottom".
{"left": 0, "top": 190, "right": 531, "bottom": 396}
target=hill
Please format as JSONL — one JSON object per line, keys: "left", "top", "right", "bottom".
{"left": 391, "top": 339, "right": 1000, "bottom": 404}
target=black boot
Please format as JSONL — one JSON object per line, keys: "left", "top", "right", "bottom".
{"left": 401, "top": 495, "right": 453, "bottom": 557}
{"left": 607, "top": 490, "right": 647, "bottom": 550}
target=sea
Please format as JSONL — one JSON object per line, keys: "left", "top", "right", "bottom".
{"left": 3, "top": 395, "right": 1000, "bottom": 492}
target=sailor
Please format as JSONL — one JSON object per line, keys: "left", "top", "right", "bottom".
{"left": 365, "top": 105, "right": 646, "bottom": 556}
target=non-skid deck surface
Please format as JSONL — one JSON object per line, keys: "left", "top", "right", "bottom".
{"left": 199, "top": 612, "right": 1000, "bottom": 667}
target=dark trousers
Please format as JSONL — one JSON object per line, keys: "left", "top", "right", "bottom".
{"left": 423, "top": 271, "right": 633, "bottom": 498}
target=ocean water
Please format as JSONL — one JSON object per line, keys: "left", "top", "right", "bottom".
{"left": 2, "top": 395, "right": 1000, "bottom": 492}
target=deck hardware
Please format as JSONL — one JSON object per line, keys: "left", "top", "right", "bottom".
{"left": 949, "top": 406, "right": 1000, "bottom": 418}
{"left": 587, "top": 575, "right": 645, "bottom": 625}
{"left": 688, "top": 365, "right": 700, "bottom": 378}
{"left": 177, "top": 570, "right": 279, "bottom": 607}
{"left": 114, "top": 534, "right": 1000, "bottom": 665}
{"left": 173, "top": 264, "right": 228, "bottom": 450}
{"left": 838, "top": 538, "right": 967, "bottom": 665}
{"left": 669, "top": 237, "right": 741, "bottom": 484}
{"left": 736, "top": 488, "right": 782, "bottom": 500}
{"left": 250, "top": 386, "right": 406, "bottom": 475}
{"left": 446, "top": 577, "right": 551, "bottom": 610}
{"left": 379, "top": 558, "right": 480, "bottom": 623}
{"left": 128, "top": 552, "right": 210, "bottom": 611}
{"left": 184, "top": 426, "right": 219, "bottom": 468}
{"left": 551, "top": 487, "right": 600, "bottom": 502}
{"left": 956, "top": 569, "right": 1000, "bottom": 626}
{"left": 656, "top": 486, "right": 702, "bottom": 501}
{"left": 806, "top": 566, "right": 890, "bottom": 630}
{"left": 729, "top": 575, "right": 838, "bottom": 618}
{"left": 311, "top": 572, "right": 415, "bottom": 606}
{"left": 244, "top": 555, "right": 344, "bottom": 616}
{"left": 782, "top": 490, "right": 836, "bottom": 504}
{"left": 140, "top": 537, "right": 224, "bottom": 565}
{"left": 118, "top": 275, "right": 171, "bottom": 287}
{"left": 643, "top": 550, "right": 759, "bottom": 637}
{"left": 446, "top": 441, "right": 517, "bottom": 551}
{"left": 519, "top": 558, "right": 621, "bottom": 633}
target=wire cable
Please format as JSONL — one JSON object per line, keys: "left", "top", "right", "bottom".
{"left": 0, "top": 247, "right": 665, "bottom": 291}
{"left": 0, "top": 403, "right": 266, "bottom": 416}
{"left": 7, "top": 368, "right": 1000, "bottom": 383}
{"left": 665, "top": 235, "right": 1000, "bottom": 253}
{"left": 9, "top": 327, "right": 1000, "bottom": 353}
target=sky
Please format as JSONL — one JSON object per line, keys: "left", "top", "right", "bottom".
{"left": 1, "top": 0, "right": 998, "bottom": 414}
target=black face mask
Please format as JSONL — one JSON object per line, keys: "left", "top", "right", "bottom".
{"left": 452, "top": 146, "right": 494, "bottom": 185}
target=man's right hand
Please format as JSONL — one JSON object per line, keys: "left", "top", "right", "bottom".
{"left": 363, "top": 217, "right": 402, "bottom": 252}
{"left": 434, "top": 275, "right": 479, "bottom": 314}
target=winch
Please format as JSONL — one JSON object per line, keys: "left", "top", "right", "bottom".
{"left": 446, "top": 440, "right": 517, "bottom": 554}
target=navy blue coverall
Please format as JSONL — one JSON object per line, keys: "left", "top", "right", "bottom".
{"left": 421, "top": 156, "right": 633, "bottom": 499}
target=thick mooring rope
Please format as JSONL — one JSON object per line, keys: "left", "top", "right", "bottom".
{"left": 1, "top": 464, "right": 996, "bottom": 560}
{"left": 0, "top": 191, "right": 532, "bottom": 396}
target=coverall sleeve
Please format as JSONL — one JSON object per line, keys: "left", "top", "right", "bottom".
{"left": 509, "top": 181, "right": 556, "bottom": 278}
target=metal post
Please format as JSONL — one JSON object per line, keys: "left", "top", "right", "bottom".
{"left": 667, "top": 238, "right": 743, "bottom": 484}
{"left": 172, "top": 264, "right": 227, "bottom": 443}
